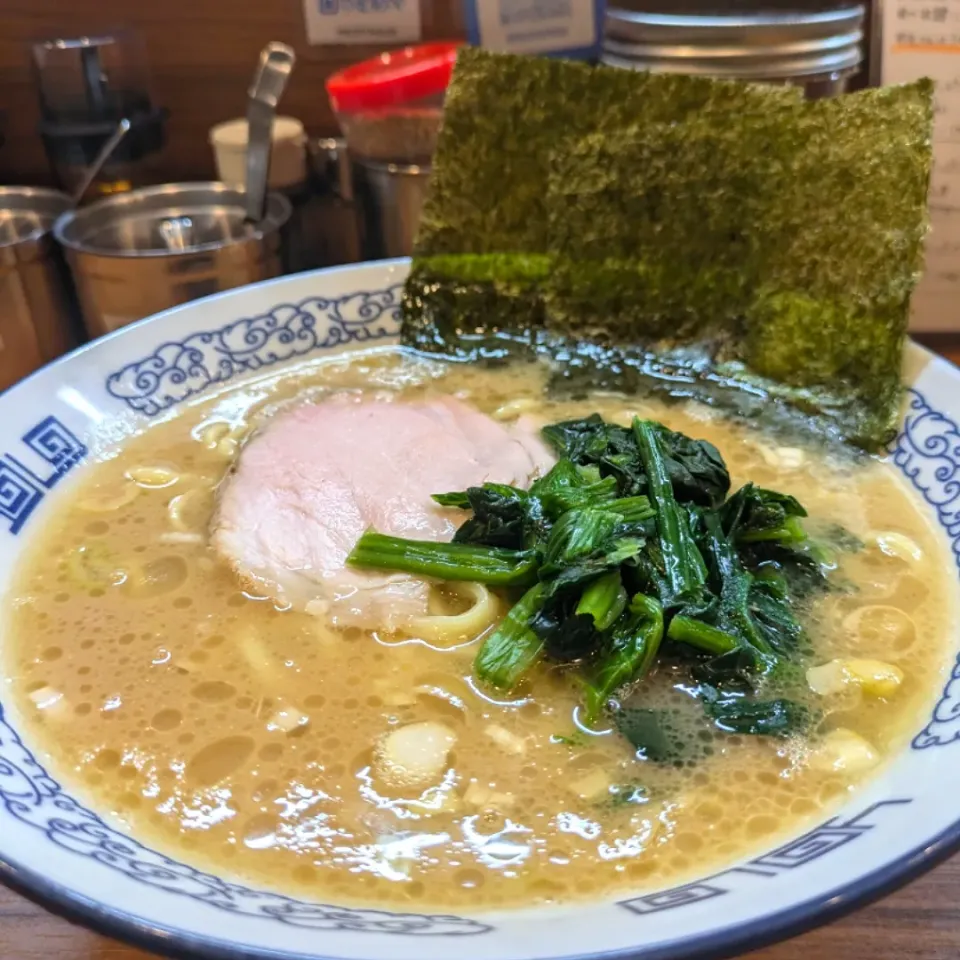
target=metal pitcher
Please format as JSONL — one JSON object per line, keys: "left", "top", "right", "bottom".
{"left": 0, "top": 186, "right": 82, "bottom": 392}
{"left": 53, "top": 182, "right": 292, "bottom": 337}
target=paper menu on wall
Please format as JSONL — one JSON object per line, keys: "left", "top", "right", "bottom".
{"left": 883, "top": 1, "right": 960, "bottom": 331}
{"left": 301, "top": 0, "right": 422, "bottom": 46}
{"left": 462, "top": 1, "right": 603, "bottom": 58}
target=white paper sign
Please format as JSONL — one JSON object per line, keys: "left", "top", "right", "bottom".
{"left": 465, "top": 0, "right": 600, "bottom": 56}
{"left": 883, "top": 0, "right": 960, "bottom": 331}
{"left": 302, "top": 0, "right": 422, "bottom": 46}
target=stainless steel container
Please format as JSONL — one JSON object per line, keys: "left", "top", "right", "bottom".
{"left": 310, "top": 138, "right": 428, "bottom": 261}
{"left": 354, "top": 159, "right": 431, "bottom": 260}
{"left": 53, "top": 182, "right": 292, "bottom": 337}
{"left": 0, "top": 186, "right": 82, "bottom": 392}
{"left": 307, "top": 137, "right": 363, "bottom": 267}
{"left": 603, "top": 5, "right": 866, "bottom": 98}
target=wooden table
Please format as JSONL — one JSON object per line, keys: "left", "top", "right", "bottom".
{"left": 3, "top": 334, "right": 960, "bottom": 960}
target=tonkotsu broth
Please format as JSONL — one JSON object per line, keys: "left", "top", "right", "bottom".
{"left": 3, "top": 347, "right": 953, "bottom": 910}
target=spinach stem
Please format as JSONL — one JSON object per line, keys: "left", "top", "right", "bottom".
{"left": 633, "top": 419, "right": 705, "bottom": 602}
{"left": 584, "top": 594, "right": 664, "bottom": 723}
{"left": 576, "top": 570, "right": 627, "bottom": 631}
{"left": 667, "top": 615, "right": 740, "bottom": 655}
{"left": 474, "top": 583, "right": 548, "bottom": 690}
{"left": 348, "top": 531, "right": 537, "bottom": 586}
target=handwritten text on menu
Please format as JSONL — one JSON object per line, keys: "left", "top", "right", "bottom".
{"left": 884, "top": 0, "right": 960, "bottom": 330}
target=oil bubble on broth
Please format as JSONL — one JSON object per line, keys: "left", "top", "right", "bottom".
{"left": 3, "top": 346, "right": 954, "bottom": 911}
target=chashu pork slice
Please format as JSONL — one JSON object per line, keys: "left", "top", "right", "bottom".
{"left": 212, "top": 394, "right": 554, "bottom": 629}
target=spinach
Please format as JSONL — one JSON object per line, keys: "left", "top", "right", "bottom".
{"left": 540, "top": 508, "right": 622, "bottom": 577}
{"left": 547, "top": 536, "right": 648, "bottom": 594}
{"left": 444, "top": 483, "right": 531, "bottom": 549}
{"left": 348, "top": 412, "right": 850, "bottom": 752}
{"left": 542, "top": 416, "right": 730, "bottom": 508}
{"left": 575, "top": 571, "right": 628, "bottom": 632}
{"left": 740, "top": 542, "right": 829, "bottom": 598}
{"left": 667, "top": 615, "right": 740, "bottom": 656}
{"left": 583, "top": 594, "right": 664, "bottom": 723}
{"left": 610, "top": 692, "right": 719, "bottom": 765}
{"left": 473, "top": 583, "right": 549, "bottom": 690}
{"left": 690, "top": 648, "right": 759, "bottom": 696}
{"left": 347, "top": 532, "right": 538, "bottom": 586}
{"left": 611, "top": 706, "right": 679, "bottom": 763}
{"left": 702, "top": 692, "right": 813, "bottom": 738}
{"left": 542, "top": 416, "right": 649, "bottom": 498}
{"left": 722, "top": 483, "right": 807, "bottom": 545}
{"left": 634, "top": 419, "right": 707, "bottom": 607}
{"left": 534, "top": 606, "right": 598, "bottom": 663}
{"left": 656, "top": 425, "right": 730, "bottom": 508}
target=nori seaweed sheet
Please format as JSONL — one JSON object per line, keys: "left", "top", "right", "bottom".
{"left": 402, "top": 48, "right": 934, "bottom": 450}
{"left": 416, "top": 50, "right": 801, "bottom": 257}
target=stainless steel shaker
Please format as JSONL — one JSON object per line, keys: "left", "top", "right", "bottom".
{"left": 0, "top": 187, "right": 82, "bottom": 391}
{"left": 311, "top": 139, "right": 428, "bottom": 262}
{"left": 353, "top": 159, "right": 431, "bottom": 261}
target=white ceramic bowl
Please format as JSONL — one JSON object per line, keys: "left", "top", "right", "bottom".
{"left": 1, "top": 260, "right": 959, "bottom": 960}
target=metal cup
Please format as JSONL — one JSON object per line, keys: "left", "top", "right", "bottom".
{"left": 0, "top": 186, "right": 82, "bottom": 392}
{"left": 353, "top": 159, "right": 431, "bottom": 260}
{"left": 53, "top": 182, "right": 292, "bottom": 337}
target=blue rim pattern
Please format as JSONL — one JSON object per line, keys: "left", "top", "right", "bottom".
{"left": 5, "top": 801, "right": 960, "bottom": 960}
{"left": 1, "top": 267, "right": 959, "bottom": 960}
{"left": 105, "top": 285, "right": 404, "bottom": 416}
{"left": 0, "top": 705, "right": 488, "bottom": 938}
{"left": 618, "top": 800, "right": 912, "bottom": 915}
{"left": 890, "top": 389, "right": 960, "bottom": 750}
{"left": 0, "top": 417, "right": 88, "bottom": 536}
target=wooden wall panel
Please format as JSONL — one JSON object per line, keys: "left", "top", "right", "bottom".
{"left": 0, "top": 0, "right": 465, "bottom": 186}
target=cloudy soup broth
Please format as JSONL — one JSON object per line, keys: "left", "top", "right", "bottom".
{"left": 3, "top": 346, "right": 953, "bottom": 910}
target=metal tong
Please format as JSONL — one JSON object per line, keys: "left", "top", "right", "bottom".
{"left": 244, "top": 42, "right": 296, "bottom": 225}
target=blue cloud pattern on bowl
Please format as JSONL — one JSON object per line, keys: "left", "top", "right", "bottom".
{"left": 1, "top": 263, "right": 959, "bottom": 960}
{"left": 105, "top": 285, "right": 404, "bottom": 416}
{"left": 892, "top": 389, "right": 960, "bottom": 749}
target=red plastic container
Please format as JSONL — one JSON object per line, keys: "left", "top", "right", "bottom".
{"left": 325, "top": 42, "right": 462, "bottom": 164}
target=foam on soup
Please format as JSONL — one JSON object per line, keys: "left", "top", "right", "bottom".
{"left": 3, "top": 347, "right": 953, "bottom": 910}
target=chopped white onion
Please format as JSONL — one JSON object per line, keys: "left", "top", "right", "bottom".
{"left": 484, "top": 723, "right": 528, "bottom": 756}
{"left": 811, "top": 728, "right": 880, "bottom": 775}
{"left": 568, "top": 769, "right": 612, "bottom": 801}
{"left": 375, "top": 721, "right": 456, "bottom": 789}
{"left": 266, "top": 699, "right": 310, "bottom": 734}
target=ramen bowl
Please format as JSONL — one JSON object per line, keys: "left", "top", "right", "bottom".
{"left": 1, "top": 260, "right": 959, "bottom": 960}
